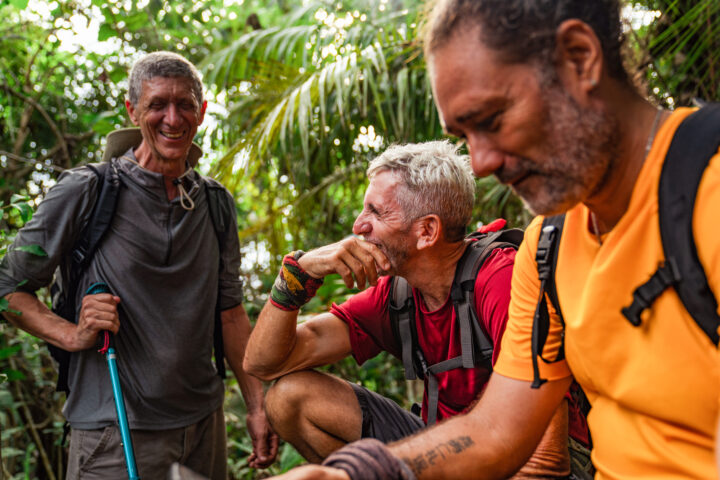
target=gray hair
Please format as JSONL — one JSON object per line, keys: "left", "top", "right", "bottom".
{"left": 367, "top": 140, "right": 475, "bottom": 242}
{"left": 423, "top": 0, "right": 629, "bottom": 84}
{"left": 127, "top": 51, "right": 204, "bottom": 108}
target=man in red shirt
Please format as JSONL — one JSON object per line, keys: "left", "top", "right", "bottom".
{"left": 244, "top": 140, "right": 576, "bottom": 477}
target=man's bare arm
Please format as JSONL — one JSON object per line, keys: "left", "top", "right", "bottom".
{"left": 244, "top": 307, "right": 353, "bottom": 381}
{"left": 221, "top": 304, "right": 279, "bottom": 468}
{"left": 3, "top": 291, "right": 119, "bottom": 352}
{"left": 243, "top": 237, "right": 390, "bottom": 380}
{"left": 390, "top": 374, "right": 571, "bottom": 479}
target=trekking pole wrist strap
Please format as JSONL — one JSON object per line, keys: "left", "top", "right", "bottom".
{"left": 270, "top": 250, "right": 324, "bottom": 311}
{"left": 322, "top": 439, "right": 417, "bottom": 480}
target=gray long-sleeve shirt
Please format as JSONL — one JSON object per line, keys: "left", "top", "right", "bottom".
{"left": 0, "top": 132, "right": 243, "bottom": 430}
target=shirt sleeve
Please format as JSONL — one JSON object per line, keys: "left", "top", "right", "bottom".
{"left": 494, "top": 216, "right": 573, "bottom": 382}
{"left": 473, "top": 247, "right": 516, "bottom": 366}
{"left": 0, "top": 167, "right": 100, "bottom": 298}
{"left": 215, "top": 186, "right": 244, "bottom": 310}
{"left": 329, "top": 276, "right": 398, "bottom": 365}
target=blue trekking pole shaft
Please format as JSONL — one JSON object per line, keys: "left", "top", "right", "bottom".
{"left": 86, "top": 282, "right": 140, "bottom": 480}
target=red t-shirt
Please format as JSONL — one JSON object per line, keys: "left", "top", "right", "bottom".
{"left": 331, "top": 247, "right": 516, "bottom": 423}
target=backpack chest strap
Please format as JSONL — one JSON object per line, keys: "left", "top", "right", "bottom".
{"left": 425, "top": 356, "right": 463, "bottom": 425}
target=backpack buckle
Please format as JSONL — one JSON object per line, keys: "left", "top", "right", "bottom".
{"left": 536, "top": 225, "right": 558, "bottom": 279}
{"left": 622, "top": 259, "right": 681, "bottom": 327}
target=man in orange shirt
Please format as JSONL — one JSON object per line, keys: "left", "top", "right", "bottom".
{"left": 266, "top": 0, "right": 720, "bottom": 479}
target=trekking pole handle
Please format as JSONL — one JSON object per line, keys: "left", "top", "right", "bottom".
{"left": 86, "top": 282, "right": 114, "bottom": 350}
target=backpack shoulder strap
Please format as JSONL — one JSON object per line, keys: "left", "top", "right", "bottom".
{"left": 531, "top": 214, "right": 565, "bottom": 389}
{"left": 621, "top": 105, "right": 720, "bottom": 345}
{"left": 51, "top": 161, "right": 121, "bottom": 393}
{"left": 203, "top": 177, "right": 231, "bottom": 237}
{"left": 72, "top": 162, "right": 121, "bottom": 268}
{"left": 452, "top": 229, "right": 524, "bottom": 369}
{"left": 202, "top": 176, "right": 236, "bottom": 379}
{"left": 389, "top": 276, "right": 424, "bottom": 380}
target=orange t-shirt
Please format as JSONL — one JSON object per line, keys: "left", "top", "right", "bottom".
{"left": 495, "top": 108, "right": 720, "bottom": 479}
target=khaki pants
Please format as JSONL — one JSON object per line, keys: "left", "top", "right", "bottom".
{"left": 66, "top": 407, "right": 226, "bottom": 480}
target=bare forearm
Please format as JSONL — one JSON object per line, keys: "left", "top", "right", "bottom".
{"left": 389, "top": 375, "right": 572, "bottom": 479}
{"left": 3, "top": 292, "right": 78, "bottom": 350}
{"left": 243, "top": 300, "right": 301, "bottom": 378}
{"left": 222, "top": 306, "right": 266, "bottom": 413}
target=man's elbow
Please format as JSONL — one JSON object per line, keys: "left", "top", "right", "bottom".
{"left": 242, "top": 353, "right": 281, "bottom": 382}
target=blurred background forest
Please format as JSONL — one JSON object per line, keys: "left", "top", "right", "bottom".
{"left": 1, "top": 0, "right": 718, "bottom": 478}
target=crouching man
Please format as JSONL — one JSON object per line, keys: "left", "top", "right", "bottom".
{"left": 244, "top": 141, "right": 586, "bottom": 477}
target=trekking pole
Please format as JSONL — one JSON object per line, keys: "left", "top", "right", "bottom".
{"left": 86, "top": 282, "right": 140, "bottom": 480}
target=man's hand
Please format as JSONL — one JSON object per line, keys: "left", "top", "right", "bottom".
{"left": 268, "top": 465, "right": 350, "bottom": 480}
{"left": 298, "top": 237, "right": 390, "bottom": 289}
{"left": 72, "top": 293, "right": 121, "bottom": 350}
{"left": 246, "top": 409, "right": 279, "bottom": 469}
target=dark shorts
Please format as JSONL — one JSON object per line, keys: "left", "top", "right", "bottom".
{"left": 349, "top": 382, "right": 425, "bottom": 443}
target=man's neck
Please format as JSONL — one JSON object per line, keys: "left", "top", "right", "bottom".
{"left": 402, "top": 240, "right": 469, "bottom": 311}
{"left": 584, "top": 93, "right": 667, "bottom": 234}
{"left": 133, "top": 141, "right": 188, "bottom": 200}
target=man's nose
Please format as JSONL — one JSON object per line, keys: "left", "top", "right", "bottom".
{"left": 165, "top": 103, "right": 181, "bottom": 126}
{"left": 352, "top": 212, "right": 370, "bottom": 236}
{"left": 467, "top": 135, "right": 504, "bottom": 178}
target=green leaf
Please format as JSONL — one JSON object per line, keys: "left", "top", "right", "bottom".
{"left": 125, "top": 11, "right": 148, "bottom": 31}
{"left": 0, "top": 345, "right": 21, "bottom": 360}
{"left": 14, "top": 244, "right": 47, "bottom": 256}
{"left": 9, "top": 0, "right": 29, "bottom": 9}
{"left": 0, "top": 297, "right": 8, "bottom": 313}
{"left": 109, "top": 68, "right": 126, "bottom": 83}
{"left": 98, "top": 23, "right": 117, "bottom": 42}
{"left": 10, "top": 201, "right": 33, "bottom": 223}
{"left": 4, "top": 369, "right": 25, "bottom": 381}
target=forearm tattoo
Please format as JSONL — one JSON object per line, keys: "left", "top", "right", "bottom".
{"left": 401, "top": 436, "right": 476, "bottom": 476}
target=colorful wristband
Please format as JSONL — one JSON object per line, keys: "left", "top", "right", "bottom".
{"left": 270, "top": 250, "right": 324, "bottom": 311}
{"left": 322, "top": 439, "right": 416, "bottom": 480}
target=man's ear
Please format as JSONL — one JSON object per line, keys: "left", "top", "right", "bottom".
{"left": 415, "top": 215, "right": 441, "bottom": 250}
{"left": 125, "top": 99, "right": 139, "bottom": 126}
{"left": 554, "top": 19, "right": 604, "bottom": 103}
{"left": 199, "top": 100, "right": 208, "bottom": 124}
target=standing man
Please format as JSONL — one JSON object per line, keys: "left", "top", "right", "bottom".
{"left": 268, "top": 0, "right": 720, "bottom": 479}
{"left": 0, "top": 52, "right": 277, "bottom": 478}
{"left": 244, "top": 141, "right": 587, "bottom": 478}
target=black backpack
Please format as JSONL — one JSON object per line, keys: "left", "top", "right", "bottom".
{"left": 388, "top": 228, "right": 524, "bottom": 425}
{"left": 49, "top": 159, "right": 233, "bottom": 393}
{"left": 530, "top": 104, "right": 720, "bottom": 391}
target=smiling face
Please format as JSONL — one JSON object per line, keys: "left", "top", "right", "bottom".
{"left": 126, "top": 76, "right": 206, "bottom": 166}
{"left": 429, "top": 27, "right": 619, "bottom": 215}
{"left": 352, "top": 171, "right": 416, "bottom": 275}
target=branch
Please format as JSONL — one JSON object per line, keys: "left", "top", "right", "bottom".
{"left": 1, "top": 83, "right": 72, "bottom": 166}
{"left": 8, "top": 357, "right": 57, "bottom": 480}
{"left": 0, "top": 150, "right": 66, "bottom": 173}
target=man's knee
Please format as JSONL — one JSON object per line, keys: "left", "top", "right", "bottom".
{"left": 265, "top": 371, "right": 321, "bottom": 428}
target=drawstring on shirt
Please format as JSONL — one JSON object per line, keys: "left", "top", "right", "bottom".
{"left": 120, "top": 154, "right": 196, "bottom": 211}
{"left": 172, "top": 169, "right": 195, "bottom": 211}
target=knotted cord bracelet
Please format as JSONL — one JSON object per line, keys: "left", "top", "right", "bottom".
{"left": 270, "top": 250, "right": 324, "bottom": 311}
{"left": 322, "top": 439, "right": 417, "bottom": 480}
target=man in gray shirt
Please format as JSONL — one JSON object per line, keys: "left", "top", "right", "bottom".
{"left": 0, "top": 51, "right": 277, "bottom": 479}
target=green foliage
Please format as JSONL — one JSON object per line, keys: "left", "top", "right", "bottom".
{"left": 1, "top": 0, "right": 718, "bottom": 478}
{"left": 630, "top": 0, "right": 720, "bottom": 106}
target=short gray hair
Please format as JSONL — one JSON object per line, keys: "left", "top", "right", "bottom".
{"left": 127, "top": 51, "right": 204, "bottom": 108}
{"left": 367, "top": 140, "right": 475, "bottom": 242}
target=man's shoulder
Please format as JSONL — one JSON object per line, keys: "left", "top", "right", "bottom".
{"left": 53, "top": 163, "right": 105, "bottom": 197}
